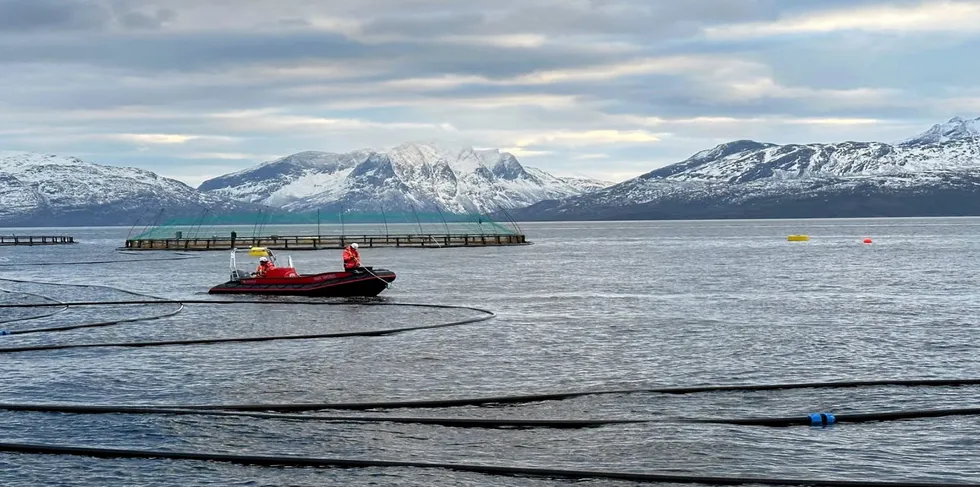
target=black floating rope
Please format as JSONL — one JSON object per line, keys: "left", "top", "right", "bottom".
{"left": 8, "top": 251, "right": 201, "bottom": 267}
{"left": 0, "top": 441, "right": 976, "bottom": 487}
{"left": 2, "top": 402, "right": 980, "bottom": 430}
{"left": 0, "top": 404, "right": 640, "bottom": 429}
{"left": 0, "top": 299, "right": 495, "bottom": 353}
{"left": 685, "top": 407, "right": 980, "bottom": 428}
{"left": 158, "top": 379, "right": 980, "bottom": 412}
{"left": 0, "top": 288, "right": 68, "bottom": 326}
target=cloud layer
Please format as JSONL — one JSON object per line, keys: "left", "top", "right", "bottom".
{"left": 0, "top": 0, "right": 974, "bottom": 185}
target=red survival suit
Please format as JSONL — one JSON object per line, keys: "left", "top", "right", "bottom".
{"left": 254, "top": 259, "right": 276, "bottom": 277}
{"left": 342, "top": 244, "right": 361, "bottom": 271}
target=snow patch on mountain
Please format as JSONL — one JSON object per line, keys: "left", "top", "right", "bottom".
{"left": 199, "top": 150, "right": 367, "bottom": 207}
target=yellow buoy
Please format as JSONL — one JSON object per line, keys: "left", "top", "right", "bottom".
{"left": 787, "top": 235, "right": 810, "bottom": 242}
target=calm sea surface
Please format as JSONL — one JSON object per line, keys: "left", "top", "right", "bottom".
{"left": 0, "top": 218, "right": 979, "bottom": 485}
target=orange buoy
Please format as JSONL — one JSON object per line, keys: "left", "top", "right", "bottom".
{"left": 863, "top": 238, "right": 872, "bottom": 244}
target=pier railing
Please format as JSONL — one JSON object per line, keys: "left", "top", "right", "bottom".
{"left": 123, "top": 233, "right": 527, "bottom": 250}
{"left": 0, "top": 235, "right": 75, "bottom": 246}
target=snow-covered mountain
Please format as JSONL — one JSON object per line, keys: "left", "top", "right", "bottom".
{"left": 900, "top": 116, "right": 980, "bottom": 146}
{"left": 199, "top": 142, "right": 611, "bottom": 214}
{"left": 0, "top": 151, "right": 255, "bottom": 227}
{"left": 513, "top": 116, "right": 980, "bottom": 220}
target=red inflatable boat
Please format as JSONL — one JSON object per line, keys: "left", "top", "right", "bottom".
{"left": 208, "top": 247, "right": 396, "bottom": 297}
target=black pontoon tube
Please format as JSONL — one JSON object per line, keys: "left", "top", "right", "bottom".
{"left": 2, "top": 403, "right": 980, "bottom": 429}
{"left": 0, "top": 300, "right": 495, "bottom": 353}
{"left": 8, "top": 255, "right": 200, "bottom": 266}
{"left": 684, "top": 407, "right": 980, "bottom": 427}
{"left": 0, "top": 288, "right": 68, "bottom": 326}
{"left": 0, "top": 441, "right": 976, "bottom": 487}
{"left": 147, "top": 379, "right": 980, "bottom": 412}
{"left": 2, "top": 303, "right": 184, "bottom": 335}
{"left": 0, "top": 404, "right": 640, "bottom": 429}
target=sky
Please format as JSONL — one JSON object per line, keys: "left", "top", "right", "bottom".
{"left": 0, "top": 0, "right": 978, "bottom": 187}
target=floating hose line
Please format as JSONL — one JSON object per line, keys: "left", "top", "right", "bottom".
{"left": 0, "top": 404, "right": 642, "bottom": 429}
{"left": 684, "top": 407, "right": 980, "bottom": 428}
{"left": 0, "top": 276, "right": 184, "bottom": 300}
{"left": 0, "top": 288, "right": 68, "bottom": 326}
{"left": 2, "top": 276, "right": 980, "bottom": 485}
{"left": 0, "top": 278, "right": 185, "bottom": 336}
{"left": 91, "top": 378, "right": 980, "bottom": 413}
{"left": 9, "top": 255, "right": 201, "bottom": 267}
{"left": 8, "top": 250, "right": 202, "bottom": 267}
{"left": 0, "top": 299, "right": 495, "bottom": 353}
{"left": 0, "top": 300, "right": 184, "bottom": 336}
{"left": 2, "top": 304, "right": 184, "bottom": 336}
{"left": 116, "top": 251, "right": 198, "bottom": 255}
{"left": 2, "top": 402, "right": 980, "bottom": 430}
{"left": 0, "top": 441, "right": 977, "bottom": 487}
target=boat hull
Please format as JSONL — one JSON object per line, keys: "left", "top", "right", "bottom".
{"left": 208, "top": 268, "right": 396, "bottom": 297}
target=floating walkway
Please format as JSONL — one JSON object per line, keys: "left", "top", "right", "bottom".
{"left": 0, "top": 236, "right": 75, "bottom": 247}
{"left": 124, "top": 207, "right": 528, "bottom": 250}
{"left": 123, "top": 233, "right": 528, "bottom": 251}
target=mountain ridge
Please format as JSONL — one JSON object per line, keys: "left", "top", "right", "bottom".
{"left": 0, "top": 151, "right": 259, "bottom": 227}
{"left": 6, "top": 117, "right": 980, "bottom": 227}
{"left": 198, "top": 141, "right": 611, "bottom": 214}
{"left": 511, "top": 116, "right": 980, "bottom": 221}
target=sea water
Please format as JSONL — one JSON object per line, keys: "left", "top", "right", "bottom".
{"left": 0, "top": 218, "right": 978, "bottom": 485}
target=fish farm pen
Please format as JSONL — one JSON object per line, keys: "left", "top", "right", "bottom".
{"left": 0, "top": 235, "right": 75, "bottom": 246}
{"left": 122, "top": 209, "right": 529, "bottom": 251}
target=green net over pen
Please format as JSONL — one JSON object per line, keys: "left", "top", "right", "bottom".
{"left": 129, "top": 208, "right": 521, "bottom": 240}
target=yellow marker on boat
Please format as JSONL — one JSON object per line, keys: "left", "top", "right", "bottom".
{"left": 248, "top": 247, "right": 271, "bottom": 257}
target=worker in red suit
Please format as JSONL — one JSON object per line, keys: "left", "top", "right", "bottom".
{"left": 254, "top": 256, "right": 275, "bottom": 277}
{"left": 342, "top": 242, "right": 361, "bottom": 272}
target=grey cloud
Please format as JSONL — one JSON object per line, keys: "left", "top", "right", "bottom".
{"left": 0, "top": 62, "right": 332, "bottom": 113}
{"left": 0, "top": 28, "right": 616, "bottom": 79}
{"left": 597, "top": 90, "right": 925, "bottom": 121}
{"left": 360, "top": 0, "right": 785, "bottom": 40}
{"left": 773, "top": 0, "right": 923, "bottom": 14}
{"left": 0, "top": 0, "right": 908, "bottom": 83}
{"left": 751, "top": 35, "right": 980, "bottom": 94}
{"left": 276, "top": 18, "right": 312, "bottom": 28}
{"left": 355, "top": 0, "right": 905, "bottom": 49}
{"left": 0, "top": 30, "right": 954, "bottom": 126}
{"left": 162, "top": 0, "right": 453, "bottom": 15}
{"left": 5, "top": 81, "right": 284, "bottom": 112}
{"left": 0, "top": 0, "right": 111, "bottom": 32}
{"left": 0, "top": 0, "right": 180, "bottom": 32}
{"left": 118, "top": 8, "right": 177, "bottom": 29}
{"left": 361, "top": 11, "right": 488, "bottom": 37}
{"left": 0, "top": 31, "right": 368, "bottom": 70}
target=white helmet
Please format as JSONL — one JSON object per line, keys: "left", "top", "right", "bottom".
{"left": 350, "top": 243, "right": 358, "bottom": 249}
{"left": 259, "top": 257, "right": 269, "bottom": 263}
